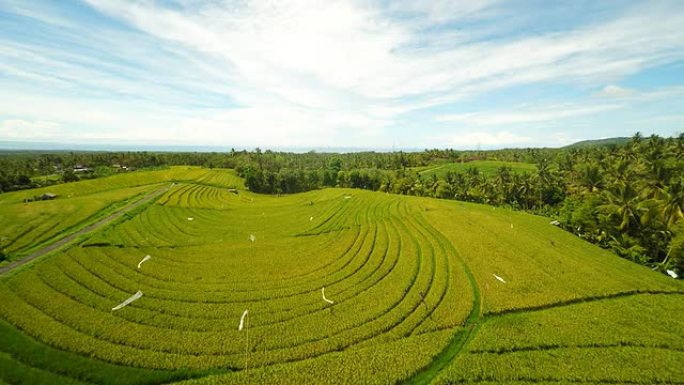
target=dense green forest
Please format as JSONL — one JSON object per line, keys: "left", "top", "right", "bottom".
{"left": 1, "top": 133, "right": 682, "bottom": 274}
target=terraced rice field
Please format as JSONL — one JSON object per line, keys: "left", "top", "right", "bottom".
{"left": 0, "top": 169, "right": 682, "bottom": 384}
{"left": 0, "top": 167, "right": 242, "bottom": 261}
{"left": 0, "top": 185, "right": 156, "bottom": 259}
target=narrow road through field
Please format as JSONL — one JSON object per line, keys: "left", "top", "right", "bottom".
{"left": 0, "top": 184, "right": 172, "bottom": 275}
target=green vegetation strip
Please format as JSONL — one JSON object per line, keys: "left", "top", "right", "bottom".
{"left": 484, "top": 290, "right": 684, "bottom": 317}
{"left": 403, "top": 264, "right": 481, "bottom": 385}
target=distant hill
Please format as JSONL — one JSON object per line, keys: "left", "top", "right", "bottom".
{"left": 563, "top": 137, "right": 630, "bottom": 149}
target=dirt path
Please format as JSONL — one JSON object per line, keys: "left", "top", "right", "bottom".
{"left": 0, "top": 184, "right": 172, "bottom": 275}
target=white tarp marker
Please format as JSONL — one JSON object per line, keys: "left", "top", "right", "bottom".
{"left": 112, "top": 291, "right": 143, "bottom": 311}
{"left": 310, "top": 216, "right": 314, "bottom": 221}
{"left": 137, "top": 255, "right": 151, "bottom": 269}
{"left": 321, "top": 287, "right": 334, "bottom": 304}
{"left": 249, "top": 234, "right": 256, "bottom": 243}
{"left": 666, "top": 270, "right": 678, "bottom": 279}
{"left": 239, "top": 309, "right": 250, "bottom": 368}
{"left": 239, "top": 309, "right": 249, "bottom": 331}
{"left": 187, "top": 217, "right": 194, "bottom": 221}
{"left": 493, "top": 274, "right": 506, "bottom": 284}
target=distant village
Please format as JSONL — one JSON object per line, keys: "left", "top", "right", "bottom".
{"left": 70, "top": 163, "right": 134, "bottom": 173}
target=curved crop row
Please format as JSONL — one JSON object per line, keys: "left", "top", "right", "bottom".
{"left": 0, "top": 187, "right": 471, "bottom": 373}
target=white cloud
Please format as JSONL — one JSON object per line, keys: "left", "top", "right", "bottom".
{"left": 83, "top": 0, "right": 684, "bottom": 101}
{"left": 2, "top": 0, "right": 684, "bottom": 147}
{"left": 438, "top": 104, "right": 620, "bottom": 126}
{"left": 386, "top": 0, "right": 501, "bottom": 25}
{"left": 447, "top": 131, "right": 532, "bottom": 147}
{"left": 597, "top": 85, "right": 635, "bottom": 98}
{"left": 0, "top": 119, "right": 63, "bottom": 139}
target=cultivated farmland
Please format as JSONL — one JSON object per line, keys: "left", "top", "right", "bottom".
{"left": 0, "top": 168, "right": 682, "bottom": 385}
{"left": 416, "top": 160, "right": 537, "bottom": 179}
{"left": 0, "top": 167, "right": 242, "bottom": 262}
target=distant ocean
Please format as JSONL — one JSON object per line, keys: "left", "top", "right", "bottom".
{"left": 0, "top": 140, "right": 423, "bottom": 153}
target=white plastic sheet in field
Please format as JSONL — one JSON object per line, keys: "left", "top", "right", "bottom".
{"left": 187, "top": 217, "right": 194, "bottom": 221}
{"left": 137, "top": 255, "right": 151, "bottom": 269}
{"left": 239, "top": 309, "right": 248, "bottom": 331}
{"left": 550, "top": 220, "right": 560, "bottom": 226}
{"left": 667, "top": 269, "right": 678, "bottom": 279}
{"left": 310, "top": 216, "right": 314, "bottom": 221}
{"left": 321, "top": 287, "right": 334, "bottom": 304}
{"left": 249, "top": 234, "right": 256, "bottom": 243}
{"left": 112, "top": 291, "right": 143, "bottom": 311}
{"left": 493, "top": 274, "right": 506, "bottom": 283}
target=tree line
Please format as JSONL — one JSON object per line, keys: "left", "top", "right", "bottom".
{"left": 0, "top": 133, "right": 681, "bottom": 274}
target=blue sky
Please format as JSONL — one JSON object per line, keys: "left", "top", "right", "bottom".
{"left": 1, "top": 0, "right": 683, "bottom": 150}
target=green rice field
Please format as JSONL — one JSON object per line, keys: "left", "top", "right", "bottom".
{"left": 0, "top": 168, "right": 681, "bottom": 384}
{"left": 416, "top": 160, "right": 537, "bottom": 179}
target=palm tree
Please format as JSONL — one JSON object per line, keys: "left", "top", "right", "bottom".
{"left": 675, "top": 133, "right": 684, "bottom": 161}
{"left": 516, "top": 173, "right": 535, "bottom": 209}
{"left": 576, "top": 162, "right": 604, "bottom": 193}
{"left": 607, "top": 158, "right": 638, "bottom": 187}
{"left": 449, "top": 172, "right": 468, "bottom": 200}
{"left": 629, "top": 132, "right": 643, "bottom": 154}
{"left": 493, "top": 166, "right": 512, "bottom": 204}
{"left": 465, "top": 167, "right": 483, "bottom": 201}
{"left": 608, "top": 234, "right": 648, "bottom": 263}
{"left": 535, "top": 158, "right": 552, "bottom": 209}
{"left": 599, "top": 182, "right": 647, "bottom": 232}
{"left": 661, "top": 221, "right": 684, "bottom": 268}
{"left": 644, "top": 134, "right": 666, "bottom": 162}
{"left": 660, "top": 179, "right": 684, "bottom": 229}
{"left": 641, "top": 159, "right": 670, "bottom": 199}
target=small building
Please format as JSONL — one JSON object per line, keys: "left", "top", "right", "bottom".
{"left": 41, "top": 193, "right": 57, "bottom": 200}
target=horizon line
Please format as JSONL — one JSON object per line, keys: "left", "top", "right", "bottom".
{"left": 0, "top": 137, "right": 634, "bottom": 154}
